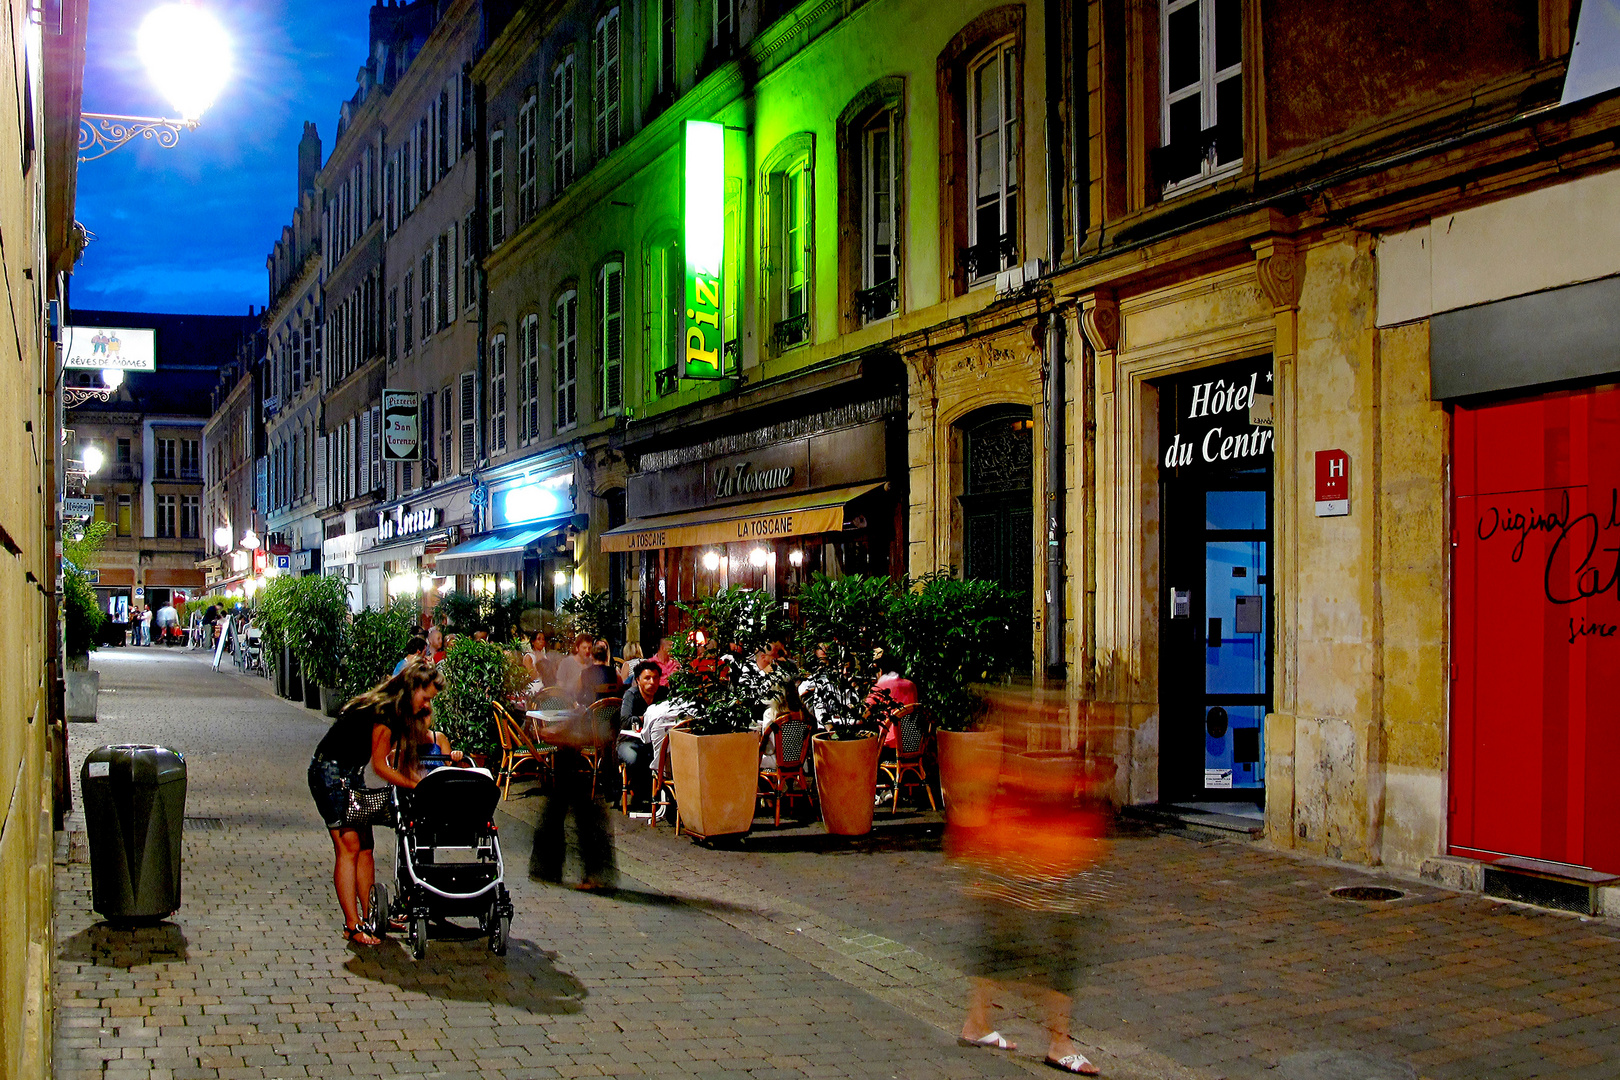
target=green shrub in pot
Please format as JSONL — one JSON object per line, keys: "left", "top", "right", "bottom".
{"left": 891, "top": 570, "right": 1026, "bottom": 731}
{"left": 61, "top": 522, "right": 111, "bottom": 665}
{"left": 431, "top": 637, "right": 528, "bottom": 757}
{"left": 667, "top": 586, "right": 791, "bottom": 735}
{"left": 253, "top": 574, "right": 297, "bottom": 671}
{"left": 339, "top": 599, "right": 420, "bottom": 700}
{"left": 285, "top": 573, "right": 351, "bottom": 689}
{"left": 792, "top": 573, "right": 901, "bottom": 738}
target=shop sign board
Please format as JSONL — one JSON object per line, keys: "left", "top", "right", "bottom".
{"left": 1160, "top": 355, "right": 1275, "bottom": 477}
{"left": 62, "top": 326, "right": 157, "bottom": 371}
{"left": 681, "top": 120, "right": 725, "bottom": 381}
{"left": 61, "top": 497, "right": 95, "bottom": 520}
{"left": 377, "top": 503, "right": 440, "bottom": 541}
{"left": 1314, "top": 450, "right": 1349, "bottom": 516}
{"left": 381, "top": 390, "right": 421, "bottom": 461}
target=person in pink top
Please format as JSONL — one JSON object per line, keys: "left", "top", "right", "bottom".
{"left": 868, "top": 650, "right": 919, "bottom": 748}
{"left": 651, "top": 636, "right": 680, "bottom": 680}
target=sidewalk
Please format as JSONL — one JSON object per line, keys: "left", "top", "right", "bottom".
{"left": 54, "top": 648, "right": 1620, "bottom": 1079}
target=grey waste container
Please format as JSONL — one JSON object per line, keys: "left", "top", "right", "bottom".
{"left": 80, "top": 745, "right": 187, "bottom": 923}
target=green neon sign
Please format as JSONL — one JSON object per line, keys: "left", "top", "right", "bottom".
{"left": 682, "top": 119, "right": 725, "bottom": 380}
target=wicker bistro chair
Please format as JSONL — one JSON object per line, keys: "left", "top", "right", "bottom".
{"left": 652, "top": 718, "right": 689, "bottom": 830}
{"left": 758, "top": 710, "right": 816, "bottom": 826}
{"left": 581, "top": 697, "right": 622, "bottom": 800}
{"left": 880, "top": 703, "right": 937, "bottom": 814}
{"left": 492, "top": 701, "right": 555, "bottom": 800}
{"left": 529, "top": 686, "right": 576, "bottom": 713}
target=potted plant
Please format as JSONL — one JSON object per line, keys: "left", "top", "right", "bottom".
{"left": 665, "top": 586, "right": 788, "bottom": 839}
{"left": 795, "top": 573, "right": 901, "bottom": 836}
{"left": 561, "top": 589, "right": 630, "bottom": 651}
{"left": 284, "top": 574, "right": 351, "bottom": 716}
{"left": 61, "top": 522, "right": 111, "bottom": 721}
{"left": 338, "top": 599, "right": 419, "bottom": 700}
{"left": 432, "top": 636, "right": 528, "bottom": 764}
{"left": 891, "top": 571, "right": 1025, "bottom": 826}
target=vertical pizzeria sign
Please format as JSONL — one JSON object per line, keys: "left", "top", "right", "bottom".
{"left": 682, "top": 119, "right": 724, "bottom": 380}
{"left": 382, "top": 389, "right": 421, "bottom": 462}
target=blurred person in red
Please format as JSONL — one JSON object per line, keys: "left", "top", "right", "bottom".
{"left": 948, "top": 692, "right": 1113, "bottom": 1075}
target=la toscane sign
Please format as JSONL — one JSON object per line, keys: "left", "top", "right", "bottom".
{"left": 712, "top": 462, "right": 795, "bottom": 498}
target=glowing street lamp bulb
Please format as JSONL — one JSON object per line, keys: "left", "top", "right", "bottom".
{"left": 702, "top": 550, "right": 720, "bottom": 571}
{"left": 81, "top": 445, "right": 105, "bottom": 474}
{"left": 102, "top": 367, "right": 124, "bottom": 389}
{"left": 240, "top": 529, "right": 260, "bottom": 550}
{"left": 788, "top": 549, "right": 804, "bottom": 567}
{"left": 552, "top": 570, "right": 568, "bottom": 587}
{"left": 213, "top": 525, "right": 231, "bottom": 549}
{"left": 139, "top": 4, "right": 233, "bottom": 120}
{"left": 748, "top": 547, "right": 767, "bottom": 567}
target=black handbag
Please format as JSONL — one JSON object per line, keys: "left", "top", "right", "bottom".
{"left": 342, "top": 780, "right": 394, "bottom": 827}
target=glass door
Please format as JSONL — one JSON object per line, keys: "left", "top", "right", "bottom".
{"left": 1200, "top": 491, "right": 1269, "bottom": 792}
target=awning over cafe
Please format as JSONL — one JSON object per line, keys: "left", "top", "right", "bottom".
{"left": 600, "top": 483, "right": 885, "bottom": 553}
{"left": 433, "top": 518, "right": 567, "bottom": 576}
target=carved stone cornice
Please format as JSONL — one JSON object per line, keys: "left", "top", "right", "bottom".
{"left": 1252, "top": 237, "right": 1304, "bottom": 311}
{"left": 1078, "top": 291, "right": 1120, "bottom": 354}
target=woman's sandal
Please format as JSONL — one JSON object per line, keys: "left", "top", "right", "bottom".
{"left": 344, "top": 926, "right": 382, "bottom": 947}
{"left": 957, "top": 1031, "right": 1017, "bottom": 1050}
{"left": 1044, "top": 1052, "right": 1099, "bottom": 1075}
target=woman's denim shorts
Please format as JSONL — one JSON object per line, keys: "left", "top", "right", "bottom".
{"left": 308, "top": 757, "right": 363, "bottom": 831}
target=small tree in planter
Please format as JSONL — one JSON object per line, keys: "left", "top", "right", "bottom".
{"left": 793, "top": 573, "right": 904, "bottom": 835}
{"left": 663, "top": 587, "right": 789, "bottom": 838}
{"left": 561, "top": 590, "right": 630, "bottom": 651}
{"left": 432, "top": 637, "right": 528, "bottom": 760}
{"left": 891, "top": 570, "right": 1026, "bottom": 826}
{"left": 61, "top": 522, "right": 110, "bottom": 720}
{"left": 339, "top": 599, "right": 420, "bottom": 701}
{"left": 286, "top": 574, "right": 351, "bottom": 713}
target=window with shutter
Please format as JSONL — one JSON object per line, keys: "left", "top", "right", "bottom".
{"left": 438, "top": 87, "right": 450, "bottom": 178}
{"left": 490, "top": 334, "right": 508, "bottom": 453}
{"left": 555, "top": 290, "right": 578, "bottom": 430}
{"left": 552, "top": 56, "right": 575, "bottom": 192}
{"left": 360, "top": 410, "right": 372, "bottom": 496}
{"left": 489, "top": 129, "right": 505, "bottom": 245}
{"left": 521, "top": 313, "right": 541, "bottom": 442}
{"left": 417, "top": 116, "right": 429, "bottom": 202}
{"left": 594, "top": 10, "right": 621, "bottom": 159}
{"left": 388, "top": 286, "right": 398, "bottom": 363}
{"left": 421, "top": 250, "right": 433, "bottom": 340}
{"left": 463, "top": 211, "right": 477, "bottom": 308}
{"left": 966, "top": 41, "right": 1020, "bottom": 281}
{"left": 315, "top": 433, "right": 327, "bottom": 507}
{"left": 441, "top": 387, "right": 454, "bottom": 472}
{"left": 437, "top": 233, "right": 450, "bottom": 330}
{"left": 598, "top": 259, "right": 624, "bottom": 414}
{"left": 769, "top": 159, "right": 813, "bottom": 348}
{"left": 646, "top": 233, "right": 680, "bottom": 397}
{"left": 517, "top": 93, "right": 537, "bottom": 220}
{"left": 370, "top": 405, "right": 382, "bottom": 491}
{"left": 403, "top": 271, "right": 414, "bottom": 353}
{"left": 460, "top": 372, "right": 477, "bottom": 471}
{"left": 423, "top": 393, "right": 435, "bottom": 476}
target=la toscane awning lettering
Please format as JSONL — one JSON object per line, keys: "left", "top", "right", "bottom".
{"left": 599, "top": 483, "right": 884, "bottom": 553}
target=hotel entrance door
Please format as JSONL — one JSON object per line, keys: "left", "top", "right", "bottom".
{"left": 1158, "top": 356, "right": 1275, "bottom": 805}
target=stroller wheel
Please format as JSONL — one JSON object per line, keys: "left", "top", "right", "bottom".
{"left": 368, "top": 884, "right": 390, "bottom": 940}
{"left": 489, "top": 909, "right": 510, "bottom": 956}
{"left": 411, "top": 915, "right": 429, "bottom": 960}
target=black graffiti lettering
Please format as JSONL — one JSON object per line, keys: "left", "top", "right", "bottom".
{"left": 1569, "top": 616, "right": 1619, "bottom": 644}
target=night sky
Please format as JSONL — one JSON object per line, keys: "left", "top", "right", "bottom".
{"left": 73, "top": 1, "right": 370, "bottom": 316}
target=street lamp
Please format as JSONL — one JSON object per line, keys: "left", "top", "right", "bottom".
{"left": 240, "top": 528, "right": 260, "bottom": 551}
{"left": 213, "top": 525, "right": 231, "bottom": 549}
{"left": 81, "top": 445, "right": 104, "bottom": 475}
{"left": 79, "top": 4, "right": 233, "bottom": 162}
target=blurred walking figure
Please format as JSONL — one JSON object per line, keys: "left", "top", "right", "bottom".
{"left": 949, "top": 694, "right": 1112, "bottom": 1076}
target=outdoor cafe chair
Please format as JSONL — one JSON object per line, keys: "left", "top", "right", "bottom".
{"left": 493, "top": 700, "right": 554, "bottom": 801}
{"left": 880, "top": 703, "right": 937, "bottom": 814}
{"left": 758, "top": 710, "right": 816, "bottom": 826}
{"left": 581, "top": 697, "right": 621, "bottom": 800}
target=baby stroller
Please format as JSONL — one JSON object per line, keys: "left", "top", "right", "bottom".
{"left": 368, "top": 764, "right": 515, "bottom": 959}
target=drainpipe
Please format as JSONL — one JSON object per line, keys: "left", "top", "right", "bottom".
{"left": 1041, "top": 0, "right": 1067, "bottom": 682}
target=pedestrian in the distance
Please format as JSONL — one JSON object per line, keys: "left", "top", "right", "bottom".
{"left": 154, "top": 601, "right": 179, "bottom": 645}
{"left": 307, "top": 658, "right": 443, "bottom": 946}
{"left": 201, "top": 602, "right": 220, "bottom": 648}
{"left": 531, "top": 698, "right": 617, "bottom": 892}
{"left": 139, "top": 605, "right": 153, "bottom": 646}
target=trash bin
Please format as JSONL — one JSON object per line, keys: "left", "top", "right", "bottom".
{"left": 80, "top": 745, "right": 187, "bottom": 923}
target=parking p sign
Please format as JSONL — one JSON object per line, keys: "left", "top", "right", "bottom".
{"left": 274, "top": 554, "right": 291, "bottom": 572}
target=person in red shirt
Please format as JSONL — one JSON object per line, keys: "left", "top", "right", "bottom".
{"left": 868, "top": 650, "right": 919, "bottom": 749}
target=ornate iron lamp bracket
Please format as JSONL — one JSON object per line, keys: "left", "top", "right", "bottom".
{"left": 78, "top": 113, "right": 200, "bottom": 163}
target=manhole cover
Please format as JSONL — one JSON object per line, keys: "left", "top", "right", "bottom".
{"left": 183, "top": 817, "right": 223, "bottom": 831}
{"left": 1278, "top": 1050, "right": 1416, "bottom": 1080}
{"left": 1330, "top": 885, "right": 1404, "bottom": 902}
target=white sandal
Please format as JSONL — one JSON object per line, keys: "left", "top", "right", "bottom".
{"left": 958, "top": 1031, "right": 1016, "bottom": 1050}
{"left": 1044, "top": 1052, "right": 1099, "bottom": 1075}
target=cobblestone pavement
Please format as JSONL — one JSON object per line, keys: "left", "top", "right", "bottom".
{"left": 55, "top": 649, "right": 1620, "bottom": 1080}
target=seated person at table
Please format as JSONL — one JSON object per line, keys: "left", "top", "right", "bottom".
{"left": 392, "top": 636, "right": 430, "bottom": 677}
{"left": 617, "top": 661, "right": 668, "bottom": 807}
{"left": 555, "top": 634, "right": 594, "bottom": 698}
{"left": 575, "top": 640, "right": 623, "bottom": 706}
{"left": 868, "top": 649, "right": 919, "bottom": 749}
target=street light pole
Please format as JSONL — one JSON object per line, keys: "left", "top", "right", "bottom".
{"left": 77, "top": 113, "right": 200, "bottom": 162}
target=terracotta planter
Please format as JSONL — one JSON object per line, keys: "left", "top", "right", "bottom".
{"left": 936, "top": 728, "right": 1002, "bottom": 828}
{"left": 812, "top": 731, "right": 882, "bottom": 836}
{"left": 668, "top": 729, "right": 758, "bottom": 839}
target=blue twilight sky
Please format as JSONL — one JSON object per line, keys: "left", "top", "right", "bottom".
{"left": 73, "top": 1, "right": 371, "bottom": 315}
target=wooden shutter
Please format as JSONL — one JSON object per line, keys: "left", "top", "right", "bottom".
{"left": 601, "top": 261, "right": 623, "bottom": 413}
{"left": 460, "top": 371, "right": 477, "bottom": 471}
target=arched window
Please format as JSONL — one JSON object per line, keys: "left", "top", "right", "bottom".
{"left": 593, "top": 8, "right": 622, "bottom": 158}
{"left": 966, "top": 39, "right": 1019, "bottom": 282}
{"left": 762, "top": 133, "right": 814, "bottom": 351}
{"left": 959, "top": 406, "right": 1034, "bottom": 600}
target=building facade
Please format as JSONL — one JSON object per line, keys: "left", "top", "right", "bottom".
{"left": 279, "top": 0, "right": 1620, "bottom": 895}
{"left": 200, "top": 323, "right": 265, "bottom": 593}
{"left": 261, "top": 122, "right": 328, "bottom": 581}
{"left": 68, "top": 312, "right": 255, "bottom": 619}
